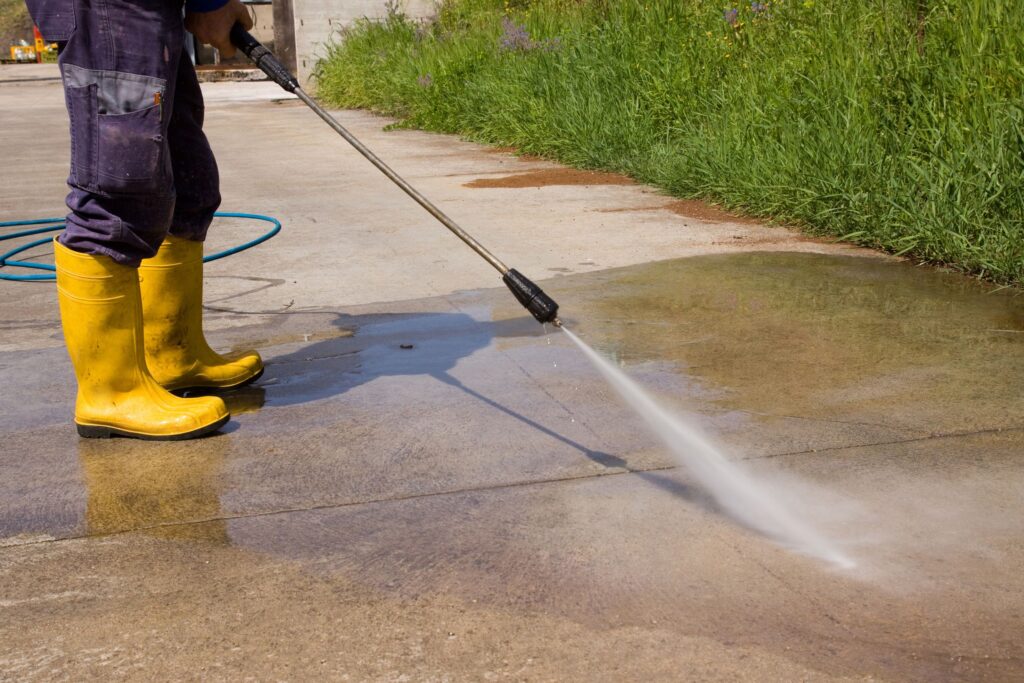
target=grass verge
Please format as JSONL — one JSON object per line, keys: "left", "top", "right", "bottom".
{"left": 317, "top": 0, "right": 1023, "bottom": 286}
{"left": 0, "top": 0, "right": 32, "bottom": 50}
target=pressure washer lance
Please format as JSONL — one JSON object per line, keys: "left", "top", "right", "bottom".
{"left": 229, "top": 25, "right": 561, "bottom": 327}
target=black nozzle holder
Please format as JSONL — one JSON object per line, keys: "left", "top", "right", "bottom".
{"left": 503, "top": 269, "right": 560, "bottom": 324}
{"left": 230, "top": 24, "right": 299, "bottom": 93}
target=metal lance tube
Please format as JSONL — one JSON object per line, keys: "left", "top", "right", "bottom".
{"left": 291, "top": 89, "right": 509, "bottom": 275}
{"left": 229, "top": 24, "right": 560, "bottom": 325}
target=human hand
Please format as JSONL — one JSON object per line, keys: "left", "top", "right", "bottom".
{"left": 185, "top": 0, "right": 254, "bottom": 60}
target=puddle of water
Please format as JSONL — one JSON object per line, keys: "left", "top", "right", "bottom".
{"left": 6, "top": 254, "right": 1020, "bottom": 551}
{"left": 559, "top": 252, "right": 1024, "bottom": 433}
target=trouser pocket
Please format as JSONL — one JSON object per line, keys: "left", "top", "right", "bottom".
{"left": 62, "top": 64, "right": 169, "bottom": 195}
{"left": 66, "top": 83, "right": 98, "bottom": 188}
{"left": 97, "top": 104, "right": 166, "bottom": 193}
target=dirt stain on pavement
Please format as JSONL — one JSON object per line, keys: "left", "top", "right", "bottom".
{"left": 598, "top": 198, "right": 768, "bottom": 226}
{"left": 464, "top": 168, "right": 635, "bottom": 188}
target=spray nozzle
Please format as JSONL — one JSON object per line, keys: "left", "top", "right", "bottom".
{"left": 502, "top": 268, "right": 560, "bottom": 325}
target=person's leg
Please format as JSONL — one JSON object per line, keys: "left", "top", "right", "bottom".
{"left": 138, "top": 49, "right": 263, "bottom": 392}
{"left": 54, "top": 0, "right": 187, "bottom": 265}
{"left": 166, "top": 46, "right": 220, "bottom": 242}
{"left": 29, "top": 0, "right": 230, "bottom": 438}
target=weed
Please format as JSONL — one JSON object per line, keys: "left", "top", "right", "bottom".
{"left": 317, "top": 0, "right": 1024, "bottom": 285}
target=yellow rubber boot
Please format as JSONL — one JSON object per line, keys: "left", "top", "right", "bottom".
{"left": 138, "top": 235, "right": 263, "bottom": 392}
{"left": 54, "top": 239, "right": 229, "bottom": 440}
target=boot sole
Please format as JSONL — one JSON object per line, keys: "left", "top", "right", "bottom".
{"left": 169, "top": 367, "right": 265, "bottom": 396}
{"left": 76, "top": 413, "right": 230, "bottom": 441}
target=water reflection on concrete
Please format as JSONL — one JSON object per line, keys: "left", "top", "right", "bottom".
{"left": 78, "top": 438, "right": 229, "bottom": 544}
{"left": 560, "top": 252, "right": 1024, "bottom": 433}
{"left": 4, "top": 252, "right": 1022, "bottom": 549}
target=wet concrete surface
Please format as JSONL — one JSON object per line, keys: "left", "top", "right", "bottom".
{"left": 3, "top": 69, "right": 1023, "bottom": 680}
{"left": 560, "top": 252, "right": 1024, "bottom": 435}
{"left": 2, "top": 251, "right": 1023, "bottom": 680}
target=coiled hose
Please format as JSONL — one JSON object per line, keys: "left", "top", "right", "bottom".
{"left": 0, "top": 212, "right": 281, "bottom": 282}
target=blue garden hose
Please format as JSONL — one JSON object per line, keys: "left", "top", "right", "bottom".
{"left": 0, "top": 212, "right": 281, "bottom": 282}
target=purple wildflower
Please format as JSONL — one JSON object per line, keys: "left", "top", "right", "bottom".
{"left": 500, "top": 17, "right": 535, "bottom": 52}
{"left": 417, "top": 73, "right": 433, "bottom": 88}
{"left": 751, "top": 2, "right": 767, "bottom": 13}
{"left": 724, "top": 8, "right": 739, "bottom": 26}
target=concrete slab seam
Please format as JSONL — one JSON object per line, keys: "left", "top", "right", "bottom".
{"left": 0, "top": 465, "right": 680, "bottom": 552}
{"left": 742, "top": 425, "right": 1024, "bottom": 462}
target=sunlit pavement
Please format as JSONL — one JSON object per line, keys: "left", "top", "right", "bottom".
{"left": 2, "top": 66, "right": 1022, "bottom": 680}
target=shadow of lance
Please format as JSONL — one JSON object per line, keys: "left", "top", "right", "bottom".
{"left": 433, "top": 371, "right": 722, "bottom": 515}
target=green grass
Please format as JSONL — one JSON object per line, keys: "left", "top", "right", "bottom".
{"left": 317, "top": 0, "right": 1024, "bottom": 286}
{"left": 0, "top": 0, "right": 33, "bottom": 50}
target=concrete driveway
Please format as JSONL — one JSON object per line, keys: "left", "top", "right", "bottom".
{"left": 1, "top": 65, "right": 1022, "bottom": 681}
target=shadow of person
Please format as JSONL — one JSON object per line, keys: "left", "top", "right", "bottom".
{"left": 260, "top": 310, "right": 547, "bottom": 407}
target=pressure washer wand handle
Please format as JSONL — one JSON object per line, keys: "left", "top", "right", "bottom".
{"left": 230, "top": 26, "right": 560, "bottom": 325}
{"left": 229, "top": 24, "right": 299, "bottom": 93}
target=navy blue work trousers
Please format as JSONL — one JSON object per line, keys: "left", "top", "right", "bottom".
{"left": 26, "top": 0, "right": 220, "bottom": 266}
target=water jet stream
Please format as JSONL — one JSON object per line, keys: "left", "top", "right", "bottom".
{"left": 561, "top": 326, "right": 855, "bottom": 569}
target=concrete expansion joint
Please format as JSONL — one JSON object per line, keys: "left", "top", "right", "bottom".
{"left": 0, "top": 464, "right": 680, "bottom": 553}
{"left": 5, "top": 426, "right": 1018, "bottom": 554}
{"left": 732, "top": 408, "right": 908, "bottom": 432}
{"left": 745, "top": 424, "right": 1024, "bottom": 462}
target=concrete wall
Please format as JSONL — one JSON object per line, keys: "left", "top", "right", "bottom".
{"left": 291, "top": 0, "right": 435, "bottom": 89}
{"left": 249, "top": 3, "right": 276, "bottom": 46}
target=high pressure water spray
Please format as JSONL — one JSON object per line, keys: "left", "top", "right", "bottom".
{"left": 229, "top": 26, "right": 561, "bottom": 326}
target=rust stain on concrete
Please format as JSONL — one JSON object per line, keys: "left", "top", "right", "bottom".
{"left": 599, "top": 199, "right": 763, "bottom": 226}
{"left": 464, "top": 168, "right": 635, "bottom": 189}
